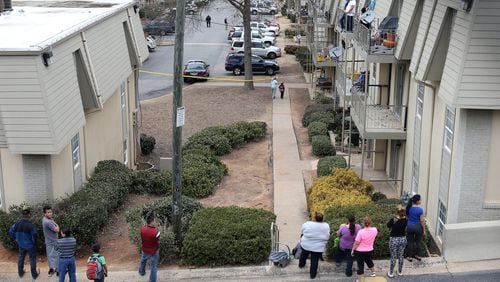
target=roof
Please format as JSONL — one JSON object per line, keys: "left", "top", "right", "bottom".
{"left": 0, "top": 0, "right": 134, "bottom": 52}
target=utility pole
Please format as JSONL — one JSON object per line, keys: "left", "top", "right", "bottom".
{"left": 172, "top": 0, "right": 186, "bottom": 246}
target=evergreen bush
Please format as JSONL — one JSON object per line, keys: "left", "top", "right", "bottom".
{"left": 308, "top": 121, "right": 329, "bottom": 141}
{"left": 303, "top": 111, "right": 336, "bottom": 128}
{"left": 130, "top": 169, "right": 172, "bottom": 195}
{"left": 316, "top": 156, "right": 347, "bottom": 177}
{"left": 182, "top": 150, "right": 228, "bottom": 198}
{"left": 311, "top": 135, "right": 335, "bottom": 157}
{"left": 140, "top": 133, "right": 156, "bottom": 155}
{"left": 182, "top": 206, "right": 275, "bottom": 266}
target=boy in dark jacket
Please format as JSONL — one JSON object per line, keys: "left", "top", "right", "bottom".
{"left": 10, "top": 209, "right": 39, "bottom": 279}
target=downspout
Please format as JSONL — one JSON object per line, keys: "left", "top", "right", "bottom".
{"left": 423, "top": 81, "right": 436, "bottom": 214}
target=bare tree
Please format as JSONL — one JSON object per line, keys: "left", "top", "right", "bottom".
{"left": 225, "top": 0, "right": 254, "bottom": 90}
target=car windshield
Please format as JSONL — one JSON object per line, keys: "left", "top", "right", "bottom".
{"left": 186, "top": 63, "right": 205, "bottom": 70}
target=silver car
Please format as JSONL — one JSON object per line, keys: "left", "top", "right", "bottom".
{"left": 230, "top": 40, "right": 281, "bottom": 59}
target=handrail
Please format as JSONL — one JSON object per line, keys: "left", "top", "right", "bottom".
{"left": 271, "top": 222, "right": 279, "bottom": 252}
{"left": 354, "top": 18, "right": 398, "bottom": 55}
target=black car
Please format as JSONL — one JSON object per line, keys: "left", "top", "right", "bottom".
{"left": 225, "top": 53, "right": 279, "bottom": 76}
{"left": 143, "top": 20, "right": 175, "bottom": 36}
{"left": 183, "top": 60, "right": 210, "bottom": 83}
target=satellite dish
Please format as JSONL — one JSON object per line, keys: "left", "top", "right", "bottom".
{"left": 329, "top": 47, "right": 343, "bottom": 58}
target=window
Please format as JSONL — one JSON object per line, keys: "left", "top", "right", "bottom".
{"left": 416, "top": 83, "right": 424, "bottom": 119}
{"left": 444, "top": 107, "right": 455, "bottom": 153}
{"left": 71, "top": 134, "right": 82, "bottom": 190}
{"left": 411, "top": 160, "right": 419, "bottom": 194}
{"left": 121, "top": 82, "right": 129, "bottom": 165}
{"left": 437, "top": 199, "right": 447, "bottom": 237}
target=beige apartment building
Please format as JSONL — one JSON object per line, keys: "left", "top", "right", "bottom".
{"left": 0, "top": 0, "right": 148, "bottom": 209}
{"left": 307, "top": 0, "right": 500, "bottom": 262}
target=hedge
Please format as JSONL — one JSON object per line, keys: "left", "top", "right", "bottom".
{"left": 325, "top": 168, "right": 374, "bottom": 195}
{"left": 303, "top": 111, "right": 336, "bottom": 128}
{"left": 308, "top": 185, "right": 371, "bottom": 216}
{"left": 140, "top": 133, "right": 156, "bottom": 155}
{"left": 308, "top": 121, "right": 328, "bottom": 141}
{"left": 182, "top": 206, "right": 275, "bottom": 266}
{"left": 324, "top": 203, "right": 398, "bottom": 259}
{"left": 130, "top": 169, "right": 172, "bottom": 195}
{"left": 182, "top": 149, "right": 228, "bottom": 198}
{"left": 125, "top": 196, "right": 203, "bottom": 264}
{"left": 316, "top": 156, "right": 347, "bottom": 177}
{"left": 302, "top": 104, "right": 336, "bottom": 127}
{"left": 311, "top": 135, "right": 335, "bottom": 157}
{"left": 0, "top": 160, "right": 132, "bottom": 251}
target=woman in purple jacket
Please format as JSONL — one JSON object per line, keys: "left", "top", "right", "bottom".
{"left": 336, "top": 215, "right": 361, "bottom": 277}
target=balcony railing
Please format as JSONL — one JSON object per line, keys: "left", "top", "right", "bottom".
{"left": 335, "top": 8, "right": 355, "bottom": 34}
{"left": 353, "top": 18, "right": 398, "bottom": 56}
{"left": 350, "top": 86, "right": 406, "bottom": 139}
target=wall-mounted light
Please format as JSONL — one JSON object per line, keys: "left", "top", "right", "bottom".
{"left": 42, "top": 51, "right": 53, "bottom": 67}
{"left": 462, "top": 0, "right": 473, "bottom": 12}
{"left": 133, "top": 4, "right": 138, "bottom": 14}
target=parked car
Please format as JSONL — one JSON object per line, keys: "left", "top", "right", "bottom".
{"left": 143, "top": 20, "right": 175, "bottom": 36}
{"left": 186, "top": 3, "right": 198, "bottom": 15}
{"left": 225, "top": 53, "right": 280, "bottom": 76}
{"left": 233, "top": 30, "right": 276, "bottom": 46}
{"left": 250, "top": 27, "right": 276, "bottom": 38}
{"left": 230, "top": 40, "right": 281, "bottom": 59}
{"left": 250, "top": 21, "right": 280, "bottom": 36}
{"left": 250, "top": 3, "right": 277, "bottom": 15}
{"left": 183, "top": 60, "right": 210, "bottom": 83}
{"left": 146, "top": 36, "right": 157, "bottom": 52}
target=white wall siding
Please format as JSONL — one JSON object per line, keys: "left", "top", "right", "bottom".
{"left": 409, "top": 0, "right": 436, "bottom": 73}
{"left": 374, "top": 0, "right": 393, "bottom": 19}
{"left": 85, "top": 11, "right": 133, "bottom": 103}
{"left": 395, "top": 0, "right": 418, "bottom": 60}
{"left": 128, "top": 7, "right": 149, "bottom": 63}
{"left": 457, "top": 0, "right": 500, "bottom": 108}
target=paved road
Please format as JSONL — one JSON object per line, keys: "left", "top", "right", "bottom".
{"left": 388, "top": 269, "right": 500, "bottom": 281}
{"left": 139, "top": 0, "right": 239, "bottom": 100}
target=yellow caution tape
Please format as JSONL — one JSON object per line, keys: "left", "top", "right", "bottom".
{"left": 140, "top": 69, "right": 274, "bottom": 82}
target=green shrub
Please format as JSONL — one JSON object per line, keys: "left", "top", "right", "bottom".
{"left": 233, "top": 121, "right": 267, "bottom": 143}
{"left": 182, "top": 151, "right": 228, "bottom": 198}
{"left": 314, "top": 94, "right": 335, "bottom": 105}
{"left": 372, "top": 192, "right": 388, "bottom": 202}
{"left": 284, "top": 45, "right": 300, "bottom": 54}
{"left": 126, "top": 196, "right": 203, "bottom": 264}
{"left": 182, "top": 206, "right": 275, "bottom": 266}
{"left": 311, "top": 135, "right": 335, "bottom": 157}
{"left": 184, "top": 129, "right": 232, "bottom": 156}
{"left": 303, "top": 111, "right": 336, "bottom": 128}
{"left": 131, "top": 169, "right": 172, "bottom": 195}
{"left": 376, "top": 198, "right": 404, "bottom": 205}
{"left": 324, "top": 203, "right": 398, "bottom": 259}
{"left": 317, "top": 156, "right": 347, "bottom": 177}
{"left": 302, "top": 104, "right": 336, "bottom": 126}
{"left": 140, "top": 133, "right": 156, "bottom": 155}
{"left": 308, "top": 121, "right": 328, "bottom": 141}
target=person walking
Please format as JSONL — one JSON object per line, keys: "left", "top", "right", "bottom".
{"left": 351, "top": 216, "right": 378, "bottom": 282}
{"left": 406, "top": 194, "right": 426, "bottom": 262}
{"left": 271, "top": 77, "right": 278, "bottom": 99}
{"left": 138, "top": 214, "right": 160, "bottom": 282}
{"left": 205, "top": 15, "right": 211, "bottom": 28}
{"left": 10, "top": 209, "right": 39, "bottom": 279}
{"left": 224, "top": 18, "right": 228, "bottom": 30}
{"left": 57, "top": 228, "right": 77, "bottom": 282}
{"left": 335, "top": 215, "right": 361, "bottom": 277}
{"left": 42, "top": 205, "right": 60, "bottom": 277}
{"left": 345, "top": 0, "right": 356, "bottom": 32}
{"left": 387, "top": 205, "right": 408, "bottom": 278}
{"left": 278, "top": 82, "right": 285, "bottom": 99}
{"left": 87, "top": 243, "right": 108, "bottom": 282}
{"left": 298, "top": 212, "right": 330, "bottom": 279}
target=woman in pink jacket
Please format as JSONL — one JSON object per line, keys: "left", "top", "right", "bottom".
{"left": 351, "top": 216, "right": 378, "bottom": 281}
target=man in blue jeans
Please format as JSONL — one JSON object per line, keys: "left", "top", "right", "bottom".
{"left": 139, "top": 214, "right": 160, "bottom": 282}
{"left": 10, "top": 209, "right": 39, "bottom": 279}
{"left": 57, "top": 228, "right": 77, "bottom": 282}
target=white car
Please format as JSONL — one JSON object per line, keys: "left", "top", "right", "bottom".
{"left": 146, "top": 36, "right": 157, "bottom": 52}
{"left": 250, "top": 27, "right": 275, "bottom": 38}
{"left": 250, "top": 21, "right": 280, "bottom": 36}
{"left": 237, "top": 30, "right": 276, "bottom": 46}
{"left": 230, "top": 39, "right": 282, "bottom": 59}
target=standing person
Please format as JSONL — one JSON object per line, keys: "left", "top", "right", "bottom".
{"left": 351, "top": 216, "right": 378, "bottom": 281}
{"left": 42, "top": 205, "right": 60, "bottom": 277}
{"left": 279, "top": 82, "right": 285, "bottom": 99}
{"left": 387, "top": 205, "right": 408, "bottom": 278}
{"left": 406, "top": 194, "right": 426, "bottom": 262}
{"left": 298, "top": 212, "right": 330, "bottom": 279}
{"left": 138, "top": 214, "right": 160, "bottom": 282}
{"left": 57, "top": 228, "right": 77, "bottom": 282}
{"left": 271, "top": 77, "right": 278, "bottom": 99}
{"left": 205, "top": 15, "right": 211, "bottom": 28}
{"left": 87, "top": 243, "right": 108, "bottom": 282}
{"left": 224, "top": 18, "right": 228, "bottom": 30}
{"left": 10, "top": 209, "right": 39, "bottom": 279}
{"left": 345, "top": 0, "right": 356, "bottom": 32}
{"left": 336, "top": 215, "right": 361, "bottom": 277}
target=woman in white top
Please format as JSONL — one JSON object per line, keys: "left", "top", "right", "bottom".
{"left": 298, "top": 212, "right": 330, "bottom": 279}
{"left": 345, "top": 0, "right": 357, "bottom": 31}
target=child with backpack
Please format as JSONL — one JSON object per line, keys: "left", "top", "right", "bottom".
{"left": 87, "top": 243, "right": 107, "bottom": 281}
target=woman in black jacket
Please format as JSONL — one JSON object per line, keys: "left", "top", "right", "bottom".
{"left": 387, "top": 205, "right": 408, "bottom": 278}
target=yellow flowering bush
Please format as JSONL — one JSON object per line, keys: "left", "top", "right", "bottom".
{"left": 324, "top": 168, "right": 374, "bottom": 194}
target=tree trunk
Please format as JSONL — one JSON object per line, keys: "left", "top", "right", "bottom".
{"left": 242, "top": 0, "right": 254, "bottom": 90}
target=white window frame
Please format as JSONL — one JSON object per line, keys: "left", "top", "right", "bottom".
{"left": 71, "top": 134, "right": 81, "bottom": 171}
{"left": 437, "top": 199, "right": 447, "bottom": 238}
{"left": 121, "top": 82, "right": 129, "bottom": 165}
{"left": 411, "top": 160, "right": 419, "bottom": 194}
{"left": 416, "top": 84, "right": 424, "bottom": 119}
{"left": 443, "top": 107, "right": 455, "bottom": 153}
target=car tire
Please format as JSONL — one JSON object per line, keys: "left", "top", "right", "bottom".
{"left": 160, "top": 30, "right": 166, "bottom": 36}
{"left": 266, "top": 67, "right": 275, "bottom": 76}
{"left": 252, "top": 10, "right": 257, "bottom": 15}
{"left": 267, "top": 52, "right": 276, "bottom": 59}
{"left": 270, "top": 11, "right": 275, "bottom": 15}
{"left": 233, "top": 67, "right": 242, "bottom": 76}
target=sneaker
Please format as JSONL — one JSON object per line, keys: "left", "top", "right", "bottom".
{"left": 19, "top": 269, "right": 25, "bottom": 278}
{"left": 387, "top": 271, "right": 394, "bottom": 278}
{"left": 397, "top": 269, "right": 403, "bottom": 276}
{"left": 369, "top": 271, "right": 376, "bottom": 277}
{"left": 413, "top": 255, "right": 422, "bottom": 261}
{"left": 48, "top": 269, "right": 54, "bottom": 277}
{"left": 33, "top": 271, "right": 40, "bottom": 280}
{"left": 405, "top": 256, "right": 413, "bottom": 262}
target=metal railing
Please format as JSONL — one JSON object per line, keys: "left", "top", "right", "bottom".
{"left": 336, "top": 8, "right": 355, "bottom": 33}
{"left": 271, "top": 222, "right": 279, "bottom": 252}
{"left": 354, "top": 18, "right": 398, "bottom": 55}
{"left": 336, "top": 60, "right": 346, "bottom": 99}
{"left": 350, "top": 87, "right": 406, "bottom": 131}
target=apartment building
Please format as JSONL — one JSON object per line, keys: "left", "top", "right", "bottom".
{"left": 307, "top": 0, "right": 500, "bottom": 262}
{"left": 0, "top": 0, "right": 149, "bottom": 210}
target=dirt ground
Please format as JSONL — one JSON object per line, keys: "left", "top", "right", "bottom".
{"left": 0, "top": 19, "right": 319, "bottom": 271}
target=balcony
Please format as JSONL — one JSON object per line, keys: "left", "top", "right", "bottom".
{"left": 335, "top": 8, "right": 354, "bottom": 40}
{"left": 352, "top": 17, "right": 398, "bottom": 63}
{"left": 349, "top": 86, "right": 406, "bottom": 140}
{"left": 308, "top": 15, "right": 337, "bottom": 68}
